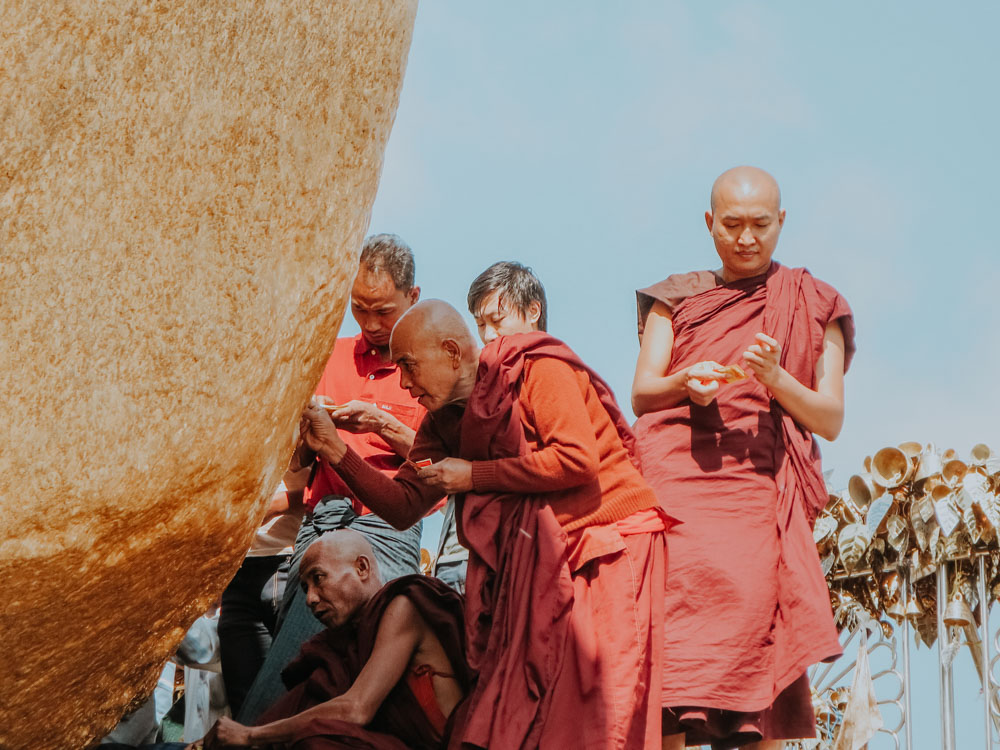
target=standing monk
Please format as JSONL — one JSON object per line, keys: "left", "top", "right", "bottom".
{"left": 301, "top": 300, "right": 672, "bottom": 749}
{"left": 631, "top": 166, "right": 855, "bottom": 750}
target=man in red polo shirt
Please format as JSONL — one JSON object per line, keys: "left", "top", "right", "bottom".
{"left": 285, "top": 233, "right": 428, "bottom": 604}
{"left": 236, "top": 234, "right": 429, "bottom": 725}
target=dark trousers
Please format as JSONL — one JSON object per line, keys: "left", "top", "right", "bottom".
{"left": 237, "top": 497, "right": 421, "bottom": 724}
{"left": 217, "top": 553, "right": 288, "bottom": 718}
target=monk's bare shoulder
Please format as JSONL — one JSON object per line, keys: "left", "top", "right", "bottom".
{"left": 381, "top": 594, "right": 420, "bottom": 631}
{"left": 381, "top": 594, "right": 434, "bottom": 657}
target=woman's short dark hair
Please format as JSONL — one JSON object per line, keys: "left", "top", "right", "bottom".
{"left": 467, "top": 261, "right": 547, "bottom": 332}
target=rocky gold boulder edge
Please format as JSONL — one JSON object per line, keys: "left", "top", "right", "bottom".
{"left": 0, "top": 1, "right": 418, "bottom": 747}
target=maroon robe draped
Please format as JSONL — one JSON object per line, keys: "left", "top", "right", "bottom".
{"left": 258, "top": 575, "right": 470, "bottom": 750}
{"left": 634, "top": 262, "right": 854, "bottom": 744}
{"left": 453, "top": 332, "right": 656, "bottom": 749}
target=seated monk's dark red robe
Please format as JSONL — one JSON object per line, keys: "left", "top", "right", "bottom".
{"left": 258, "top": 575, "right": 471, "bottom": 750}
{"left": 633, "top": 262, "right": 856, "bottom": 748}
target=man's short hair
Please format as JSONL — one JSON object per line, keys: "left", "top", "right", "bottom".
{"left": 467, "top": 261, "right": 548, "bottom": 332}
{"left": 359, "top": 234, "right": 415, "bottom": 292}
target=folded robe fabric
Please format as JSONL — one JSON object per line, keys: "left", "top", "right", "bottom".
{"left": 454, "top": 333, "right": 658, "bottom": 749}
{"left": 258, "top": 575, "right": 470, "bottom": 750}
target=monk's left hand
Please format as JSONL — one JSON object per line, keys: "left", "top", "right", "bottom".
{"left": 189, "top": 716, "right": 254, "bottom": 749}
{"left": 743, "top": 333, "right": 783, "bottom": 388}
{"left": 328, "top": 399, "right": 393, "bottom": 435}
{"left": 417, "top": 458, "right": 474, "bottom": 493}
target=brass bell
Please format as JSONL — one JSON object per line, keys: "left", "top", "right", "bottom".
{"left": 905, "top": 596, "right": 923, "bottom": 620}
{"left": 830, "top": 688, "right": 850, "bottom": 711}
{"left": 943, "top": 592, "right": 974, "bottom": 627}
{"left": 885, "top": 598, "right": 906, "bottom": 622}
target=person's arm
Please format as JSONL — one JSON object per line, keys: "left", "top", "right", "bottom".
{"left": 300, "top": 404, "right": 445, "bottom": 529}
{"left": 288, "top": 438, "right": 316, "bottom": 473}
{"left": 196, "top": 598, "right": 424, "bottom": 749}
{"left": 327, "top": 400, "right": 417, "bottom": 458}
{"left": 414, "top": 357, "right": 605, "bottom": 495}
{"left": 261, "top": 462, "right": 312, "bottom": 523}
{"left": 630, "top": 300, "right": 728, "bottom": 414}
{"left": 742, "top": 322, "right": 846, "bottom": 441}
{"left": 261, "top": 490, "right": 296, "bottom": 525}
{"left": 465, "top": 357, "right": 600, "bottom": 493}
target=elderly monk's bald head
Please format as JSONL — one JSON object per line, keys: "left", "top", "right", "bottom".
{"left": 300, "top": 529, "right": 383, "bottom": 628}
{"left": 705, "top": 166, "right": 786, "bottom": 282}
{"left": 390, "top": 299, "right": 481, "bottom": 412}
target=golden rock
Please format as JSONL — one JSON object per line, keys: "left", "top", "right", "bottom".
{"left": 0, "top": 1, "right": 417, "bottom": 747}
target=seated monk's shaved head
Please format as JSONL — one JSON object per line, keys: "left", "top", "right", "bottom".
{"left": 390, "top": 299, "right": 480, "bottom": 412}
{"left": 300, "top": 529, "right": 383, "bottom": 628}
{"left": 706, "top": 166, "right": 786, "bottom": 282}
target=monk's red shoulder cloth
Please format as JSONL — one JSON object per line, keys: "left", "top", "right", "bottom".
{"left": 453, "top": 332, "right": 641, "bottom": 750}
{"left": 259, "top": 575, "right": 469, "bottom": 750}
{"left": 764, "top": 263, "right": 855, "bottom": 685}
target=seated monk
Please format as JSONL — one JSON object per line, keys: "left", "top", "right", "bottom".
{"left": 190, "top": 529, "right": 470, "bottom": 750}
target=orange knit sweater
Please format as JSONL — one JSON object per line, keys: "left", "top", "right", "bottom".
{"left": 468, "top": 357, "right": 657, "bottom": 532}
{"left": 334, "top": 356, "right": 657, "bottom": 533}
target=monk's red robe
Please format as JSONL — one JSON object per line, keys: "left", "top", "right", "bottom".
{"left": 634, "top": 262, "right": 855, "bottom": 747}
{"left": 454, "top": 334, "right": 671, "bottom": 750}
{"left": 332, "top": 333, "right": 670, "bottom": 749}
{"left": 257, "top": 575, "right": 471, "bottom": 750}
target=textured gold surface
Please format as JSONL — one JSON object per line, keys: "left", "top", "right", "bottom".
{"left": 0, "top": 1, "right": 416, "bottom": 746}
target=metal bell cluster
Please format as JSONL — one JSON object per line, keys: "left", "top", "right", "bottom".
{"left": 814, "top": 442, "right": 1000, "bottom": 644}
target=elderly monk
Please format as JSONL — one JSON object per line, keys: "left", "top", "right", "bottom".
{"left": 631, "top": 166, "right": 856, "bottom": 750}
{"left": 192, "top": 530, "right": 469, "bottom": 750}
{"left": 300, "top": 300, "right": 672, "bottom": 750}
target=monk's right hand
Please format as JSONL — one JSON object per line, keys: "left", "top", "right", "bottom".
{"left": 685, "top": 361, "right": 726, "bottom": 406}
{"left": 300, "top": 401, "right": 348, "bottom": 464}
{"left": 185, "top": 717, "right": 254, "bottom": 749}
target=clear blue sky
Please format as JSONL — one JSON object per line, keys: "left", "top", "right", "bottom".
{"left": 340, "top": 4, "right": 1000, "bottom": 747}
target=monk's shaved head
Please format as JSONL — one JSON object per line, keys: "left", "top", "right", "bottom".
{"left": 302, "top": 529, "right": 380, "bottom": 577}
{"left": 705, "top": 166, "right": 786, "bottom": 282}
{"left": 301, "top": 529, "right": 383, "bottom": 627}
{"left": 392, "top": 299, "right": 478, "bottom": 356}
{"left": 390, "top": 300, "right": 480, "bottom": 412}
{"left": 710, "top": 166, "right": 781, "bottom": 213}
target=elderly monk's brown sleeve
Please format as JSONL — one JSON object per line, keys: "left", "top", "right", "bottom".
{"left": 335, "top": 410, "right": 454, "bottom": 529}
